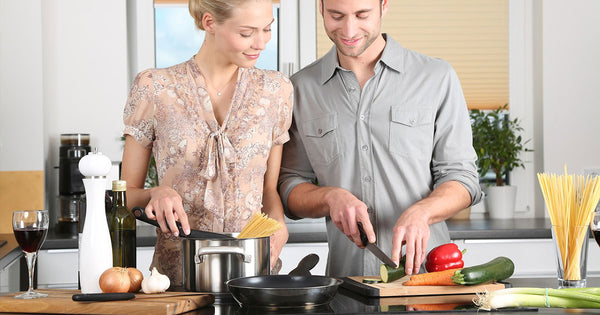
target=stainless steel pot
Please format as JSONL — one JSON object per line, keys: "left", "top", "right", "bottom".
{"left": 183, "top": 235, "right": 270, "bottom": 293}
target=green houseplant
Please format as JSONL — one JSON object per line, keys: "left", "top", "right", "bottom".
{"left": 470, "top": 104, "right": 530, "bottom": 186}
{"left": 470, "top": 104, "right": 531, "bottom": 219}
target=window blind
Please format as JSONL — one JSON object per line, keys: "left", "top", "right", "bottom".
{"left": 316, "top": 0, "right": 508, "bottom": 110}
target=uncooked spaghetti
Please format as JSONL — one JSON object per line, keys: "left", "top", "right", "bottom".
{"left": 237, "top": 212, "right": 281, "bottom": 239}
{"left": 537, "top": 166, "right": 600, "bottom": 281}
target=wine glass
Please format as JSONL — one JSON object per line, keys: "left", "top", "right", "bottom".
{"left": 12, "top": 210, "right": 49, "bottom": 299}
{"left": 592, "top": 211, "right": 600, "bottom": 247}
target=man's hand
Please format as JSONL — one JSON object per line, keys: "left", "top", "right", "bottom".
{"left": 325, "top": 188, "right": 376, "bottom": 247}
{"left": 391, "top": 205, "right": 430, "bottom": 275}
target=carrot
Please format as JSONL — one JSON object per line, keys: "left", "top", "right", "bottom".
{"left": 408, "top": 303, "right": 463, "bottom": 311}
{"left": 402, "top": 268, "right": 460, "bottom": 286}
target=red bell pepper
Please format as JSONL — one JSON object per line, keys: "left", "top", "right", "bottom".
{"left": 425, "top": 243, "right": 466, "bottom": 272}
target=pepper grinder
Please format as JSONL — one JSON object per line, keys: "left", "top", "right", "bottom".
{"left": 78, "top": 149, "right": 113, "bottom": 293}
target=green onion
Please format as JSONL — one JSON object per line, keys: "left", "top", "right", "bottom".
{"left": 476, "top": 287, "right": 600, "bottom": 310}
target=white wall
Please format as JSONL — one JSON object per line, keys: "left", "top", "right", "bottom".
{"left": 0, "top": 0, "right": 130, "bottom": 219}
{"left": 2, "top": 0, "right": 600, "bottom": 219}
{"left": 542, "top": 0, "right": 600, "bottom": 175}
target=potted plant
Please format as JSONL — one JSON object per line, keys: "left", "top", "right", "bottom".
{"left": 470, "top": 104, "right": 531, "bottom": 219}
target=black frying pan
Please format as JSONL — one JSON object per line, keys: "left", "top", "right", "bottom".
{"left": 132, "top": 207, "right": 234, "bottom": 239}
{"left": 226, "top": 254, "right": 343, "bottom": 308}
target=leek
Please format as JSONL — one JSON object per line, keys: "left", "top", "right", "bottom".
{"left": 476, "top": 287, "right": 600, "bottom": 310}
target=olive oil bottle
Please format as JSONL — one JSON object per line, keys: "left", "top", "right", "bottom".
{"left": 108, "top": 180, "right": 136, "bottom": 267}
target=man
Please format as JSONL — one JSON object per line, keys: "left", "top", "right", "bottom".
{"left": 278, "top": 0, "right": 483, "bottom": 277}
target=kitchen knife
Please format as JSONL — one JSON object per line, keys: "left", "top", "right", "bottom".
{"left": 72, "top": 292, "right": 135, "bottom": 302}
{"left": 357, "top": 222, "right": 397, "bottom": 268}
{"left": 132, "top": 207, "right": 235, "bottom": 239}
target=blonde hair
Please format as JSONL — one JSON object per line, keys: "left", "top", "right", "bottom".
{"left": 189, "top": 0, "right": 248, "bottom": 30}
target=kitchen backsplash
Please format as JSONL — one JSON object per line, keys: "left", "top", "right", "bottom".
{"left": 0, "top": 170, "right": 44, "bottom": 234}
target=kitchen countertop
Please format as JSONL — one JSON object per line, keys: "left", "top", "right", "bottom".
{"left": 194, "top": 276, "right": 600, "bottom": 314}
{"left": 38, "top": 217, "right": 556, "bottom": 251}
{"left": 2, "top": 276, "right": 599, "bottom": 314}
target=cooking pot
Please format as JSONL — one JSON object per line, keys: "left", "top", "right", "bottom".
{"left": 132, "top": 207, "right": 270, "bottom": 293}
{"left": 183, "top": 235, "right": 270, "bottom": 293}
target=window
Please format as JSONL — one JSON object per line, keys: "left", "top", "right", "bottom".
{"left": 153, "top": 1, "right": 279, "bottom": 70}
{"left": 315, "top": 0, "right": 509, "bottom": 110}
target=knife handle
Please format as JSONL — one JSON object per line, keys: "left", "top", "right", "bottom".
{"left": 357, "top": 222, "right": 369, "bottom": 247}
{"left": 72, "top": 292, "right": 135, "bottom": 302}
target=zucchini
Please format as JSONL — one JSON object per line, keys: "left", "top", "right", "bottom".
{"left": 379, "top": 256, "right": 406, "bottom": 283}
{"left": 362, "top": 278, "right": 382, "bottom": 284}
{"left": 451, "top": 256, "right": 514, "bottom": 285}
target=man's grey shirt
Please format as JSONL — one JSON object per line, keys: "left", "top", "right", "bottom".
{"left": 278, "top": 35, "right": 483, "bottom": 277}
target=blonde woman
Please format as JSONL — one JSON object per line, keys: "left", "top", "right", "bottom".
{"left": 121, "top": 0, "right": 291, "bottom": 286}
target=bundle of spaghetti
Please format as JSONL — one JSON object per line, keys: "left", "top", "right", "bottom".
{"left": 537, "top": 166, "right": 600, "bottom": 280}
{"left": 237, "top": 212, "right": 282, "bottom": 239}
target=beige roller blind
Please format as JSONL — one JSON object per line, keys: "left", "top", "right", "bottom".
{"left": 316, "top": 0, "right": 508, "bottom": 110}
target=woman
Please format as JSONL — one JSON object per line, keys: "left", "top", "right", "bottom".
{"left": 121, "top": 0, "right": 291, "bottom": 286}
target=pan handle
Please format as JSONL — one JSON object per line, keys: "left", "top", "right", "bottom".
{"left": 195, "top": 246, "right": 251, "bottom": 264}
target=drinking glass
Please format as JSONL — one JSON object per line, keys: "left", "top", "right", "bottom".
{"left": 12, "top": 210, "right": 49, "bottom": 299}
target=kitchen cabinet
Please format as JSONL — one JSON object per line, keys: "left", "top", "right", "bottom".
{"left": 37, "top": 247, "right": 155, "bottom": 289}
{"left": 0, "top": 254, "right": 20, "bottom": 294}
{"left": 453, "top": 238, "right": 600, "bottom": 278}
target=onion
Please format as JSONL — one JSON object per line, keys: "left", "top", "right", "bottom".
{"left": 99, "top": 267, "right": 131, "bottom": 293}
{"left": 127, "top": 268, "right": 144, "bottom": 293}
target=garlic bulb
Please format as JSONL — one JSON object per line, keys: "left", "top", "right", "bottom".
{"left": 141, "top": 267, "right": 170, "bottom": 294}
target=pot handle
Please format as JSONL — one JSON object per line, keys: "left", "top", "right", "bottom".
{"left": 195, "top": 246, "right": 252, "bottom": 264}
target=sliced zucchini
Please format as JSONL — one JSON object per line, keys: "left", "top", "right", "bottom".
{"left": 362, "top": 278, "right": 382, "bottom": 284}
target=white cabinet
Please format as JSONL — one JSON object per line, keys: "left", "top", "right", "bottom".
{"left": 0, "top": 253, "right": 21, "bottom": 293}
{"left": 37, "top": 247, "right": 155, "bottom": 289}
{"left": 279, "top": 243, "right": 328, "bottom": 275}
{"left": 452, "top": 239, "right": 600, "bottom": 278}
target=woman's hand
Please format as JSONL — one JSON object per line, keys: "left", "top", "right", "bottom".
{"left": 146, "top": 186, "right": 190, "bottom": 237}
{"left": 269, "top": 223, "right": 288, "bottom": 270}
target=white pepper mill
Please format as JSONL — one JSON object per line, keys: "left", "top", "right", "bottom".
{"left": 78, "top": 149, "right": 113, "bottom": 293}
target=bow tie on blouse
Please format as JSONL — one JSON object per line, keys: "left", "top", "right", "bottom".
{"left": 201, "top": 130, "right": 236, "bottom": 181}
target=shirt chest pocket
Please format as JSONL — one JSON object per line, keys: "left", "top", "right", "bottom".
{"left": 389, "top": 107, "right": 434, "bottom": 159}
{"left": 301, "top": 113, "right": 340, "bottom": 165}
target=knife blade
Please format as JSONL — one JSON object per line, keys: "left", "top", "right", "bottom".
{"left": 132, "top": 207, "right": 235, "bottom": 240}
{"left": 357, "top": 222, "right": 397, "bottom": 268}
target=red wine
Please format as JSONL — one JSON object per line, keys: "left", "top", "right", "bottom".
{"left": 593, "top": 230, "right": 600, "bottom": 247}
{"left": 14, "top": 228, "right": 48, "bottom": 252}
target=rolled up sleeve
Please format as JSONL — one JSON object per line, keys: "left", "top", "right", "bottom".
{"left": 431, "top": 65, "right": 483, "bottom": 205}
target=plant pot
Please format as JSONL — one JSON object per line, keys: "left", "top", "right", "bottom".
{"left": 485, "top": 185, "right": 517, "bottom": 219}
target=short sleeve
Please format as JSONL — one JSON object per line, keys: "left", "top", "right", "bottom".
{"left": 123, "top": 70, "right": 156, "bottom": 149}
{"left": 272, "top": 74, "right": 294, "bottom": 146}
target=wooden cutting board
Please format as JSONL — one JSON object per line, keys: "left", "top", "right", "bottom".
{"left": 0, "top": 289, "right": 215, "bottom": 314}
{"left": 342, "top": 275, "right": 506, "bottom": 297}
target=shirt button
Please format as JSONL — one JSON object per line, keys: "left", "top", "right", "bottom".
{"left": 349, "top": 87, "right": 356, "bottom": 92}
{"left": 361, "top": 145, "right": 368, "bottom": 151}
{"left": 318, "top": 128, "right": 323, "bottom": 135}
{"left": 410, "top": 119, "right": 416, "bottom": 125}
{"left": 359, "top": 114, "right": 365, "bottom": 120}
{"left": 364, "top": 176, "right": 372, "bottom": 182}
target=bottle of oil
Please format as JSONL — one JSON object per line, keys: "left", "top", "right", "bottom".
{"left": 108, "top": 180, "right": 136, "bottom": 267}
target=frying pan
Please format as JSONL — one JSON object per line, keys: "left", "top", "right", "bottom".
{"left": 226, "top": 254, "right": 343, "bottom": 308}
